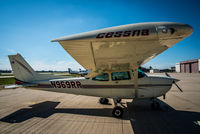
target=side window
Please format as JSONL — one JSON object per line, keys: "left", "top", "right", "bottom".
{"left": 92, "top": 73, "right": 109, "bottom": 81}
{"left": 111, "top": 71, "right": 130, "bottom": 81}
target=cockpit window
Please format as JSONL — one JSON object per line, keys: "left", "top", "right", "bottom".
{"left": 111, "top": 71, "right": 131, "bottom": 81}
{"left": 132, "top": 69, "right": 147, "bottom": 78}
{"left": 92, "top": 73, "right": 109, "bottom": 81}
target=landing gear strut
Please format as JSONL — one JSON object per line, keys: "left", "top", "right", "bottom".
{"left": 112, "top": 98, "right": 123, "bottom": 118}
{"left": 99, "top": 98, "right": 109, "bottom": 104}
{"left": 151, "top": 98, "right": 160, "bottom": 110}
{"left": 116, "top": 98, "right": 121, "bottom": 103}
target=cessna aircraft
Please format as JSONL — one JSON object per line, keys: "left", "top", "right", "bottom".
{"left": 8, "top": 22, "right": 193, "bottom": 117}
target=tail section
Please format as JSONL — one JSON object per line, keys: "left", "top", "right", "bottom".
{"left": 8, "top": 53, "right": 63, "bottom": 83}
{"left": 8, "top": 54, "right": 39, "bottom": 82}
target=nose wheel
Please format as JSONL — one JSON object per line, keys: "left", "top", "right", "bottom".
{"left": 112, "top": 98, "right": 124, "bottom": 118}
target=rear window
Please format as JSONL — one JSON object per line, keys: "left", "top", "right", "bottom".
{"left": 111, "top": 71, "right": 130, "bottom": 81}
{"left": 92, "top": 73, "right": 109, "bottom": 81}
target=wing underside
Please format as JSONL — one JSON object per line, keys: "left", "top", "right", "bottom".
{"left": 59, "top": 39, "right": 168, "bottom": 71}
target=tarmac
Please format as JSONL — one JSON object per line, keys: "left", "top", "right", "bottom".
{"left": 0, "top": 73, "right": 200, "bottom": 134}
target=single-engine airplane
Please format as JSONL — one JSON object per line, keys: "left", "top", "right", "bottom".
{"left": 8, "top": 22, "right": 193, "bottom": 117}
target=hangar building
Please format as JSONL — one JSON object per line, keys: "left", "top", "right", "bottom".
{"left": 176, "top": 59, "right": 200, "bottom": 73}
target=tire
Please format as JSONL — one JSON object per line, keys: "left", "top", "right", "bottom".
{"left": 112, "top": 106, "right": 123, "bottom": 118}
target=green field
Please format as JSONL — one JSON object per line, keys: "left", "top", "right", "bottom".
{"left": 0, "top": 78, "right": 16, "bottom": 85}
{"left": 0, "top": 73, "right": 13, "bottom": 76}
{"left": 0, "top": 73, "right": 78, "bottom": 86}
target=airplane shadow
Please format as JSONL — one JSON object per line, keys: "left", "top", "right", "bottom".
{"left": 127, "top": 99, "right": 200, "bottom": 134}
{"left": 0, "top": 101, "right": 129, "bottom": 123}
{"left": 0, "top": 100, "right": 200, "bottom": 134}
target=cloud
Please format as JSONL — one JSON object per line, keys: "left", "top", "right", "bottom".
{"left": 6, "top": 48, "right": 17, "bottom": 54}
{"left": 0, "top": 57, "right": 85, "bottom": 71}
{"left": 31, "top": 60, "right": 84, "bottom": 71}
{"left": 0, "top": 58, "right": 11, "bottom": 70}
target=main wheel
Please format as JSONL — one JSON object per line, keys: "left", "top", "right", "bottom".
{"left": 99, "top": 98, "right": 109, "bottom": 104}
{"left": 112, "top": 106, "right": 123, "bottom": 118}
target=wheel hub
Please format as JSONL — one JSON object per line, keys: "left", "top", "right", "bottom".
{"left": 115, "top": 110, "right": 121, "bottom": 116}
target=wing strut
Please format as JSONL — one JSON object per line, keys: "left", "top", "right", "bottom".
{"left": 133, "top": 68, "right": 138, "bottom": 98}
{"left": 90, "top": 42, "right": 96, "bottom": 70}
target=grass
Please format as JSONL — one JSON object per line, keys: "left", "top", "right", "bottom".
{"left": 0, "top": 73, "right": 13, "bottom": 76}
{"left": 0, "top": 73, "right": 79, "bottom": 86}
{"left": 0, "top": 78, "right": 16, "bottom": 85}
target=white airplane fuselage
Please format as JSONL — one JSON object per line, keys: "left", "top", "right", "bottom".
{"left": 17, "top": 72, "right": 177, "bottom": 99}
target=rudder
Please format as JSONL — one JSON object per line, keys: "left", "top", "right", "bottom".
{"left": 8, "top": 53, "right": 38, "bottom": 82}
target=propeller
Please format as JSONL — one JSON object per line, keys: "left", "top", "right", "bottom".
{"left": 165, "top": 72, "right": 183, "bottom": 92}
{"left": 173, "top": 81, "right": 183, "bottom": 92}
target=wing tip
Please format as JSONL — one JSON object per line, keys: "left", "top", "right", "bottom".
{"left": 51, "top": 39, "right": 58, "bottom": 42}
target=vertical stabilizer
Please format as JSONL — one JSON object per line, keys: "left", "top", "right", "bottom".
{"left": 8, "top": 54, "right": 38, "bottom": 82}
{"left": 8, "top": 53, "right": 64, "bottom": 83}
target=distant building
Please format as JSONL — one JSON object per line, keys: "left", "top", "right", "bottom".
{"left": 176, "top": 59, "right": 200, "bottom": 73}
{"left": 175, "top": 63, "right": 180, "bottom": 73}
{"left": 150, "top": 69, "right": 160, "bottom": 73}
{"left": 171, "top": 67, "right": 175, "bottom": 72}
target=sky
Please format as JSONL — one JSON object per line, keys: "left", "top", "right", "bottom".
{"left": 0, "top": 0, "right": 200, "bottom": 71}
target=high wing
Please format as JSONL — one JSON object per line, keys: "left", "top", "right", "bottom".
{"left": 51, "top": 22, "right": 192, "bottom": 75}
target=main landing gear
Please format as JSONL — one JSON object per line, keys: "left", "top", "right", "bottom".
{"left": 99, "top": 98, "right": 124, "bottom": 117}
{"left": 112, "top": 98, "right": 124, "bottom": 118}
{"left": 99, "top": 98, "right": 123, "bottom": 117}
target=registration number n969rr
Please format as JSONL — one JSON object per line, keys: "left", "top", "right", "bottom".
{"left": 50, "top": 81, "right": 82, "bottom": 88}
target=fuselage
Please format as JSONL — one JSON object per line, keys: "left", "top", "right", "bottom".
{"left": 20, "top": 71, "right": 178, "bottom": 99}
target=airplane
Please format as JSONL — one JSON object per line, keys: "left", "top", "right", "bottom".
{"left": 8, "top": 22, "right": 193, "bottom": 117}
{"left": 68, "top": 68, "right": 89, "bottom": 76}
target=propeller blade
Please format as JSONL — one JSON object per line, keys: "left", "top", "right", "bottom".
{"left": 165, "top": 73, "right": 182, "bottom": 92}
{"left": 173, "top": 82, "right": 183, "bottom": 92}
{"left": 165, "top": 72, "right": 171, "bottom": 77}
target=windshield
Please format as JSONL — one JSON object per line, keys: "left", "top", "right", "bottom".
{"left": 132, "top": 69, "right": 147, "bottom": 78}
{"left": 111, "top": 71, "right": 131, "bottom": 81}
